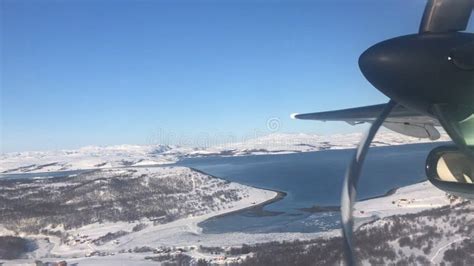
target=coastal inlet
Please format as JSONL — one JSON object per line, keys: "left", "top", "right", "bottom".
{"left": 177, "top": 143, "right": 443, "bottom": 233}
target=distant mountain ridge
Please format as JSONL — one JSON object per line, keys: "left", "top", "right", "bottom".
{"left": 0, "top": 131, "right": 451, "bottom": 174}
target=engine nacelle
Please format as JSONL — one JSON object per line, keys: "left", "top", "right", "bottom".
{"left": 426, "top": 145, "right": 474, "bottom": 200}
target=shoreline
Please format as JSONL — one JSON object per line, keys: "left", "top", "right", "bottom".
{"left": 191, "top": 167, "right": 432, "bottom": 223}
{"left": 189, "top": 167, "right": 288, "bottom": 220}
{"left": 299, "top": 178, "right": 428, "bottom": 214}
{"left": 202, "top": 190, "right": 287, "bottom": 221}
{"left": 1, "top": 180, "right": 450, "bottom": 253}
{"left": 0, "top": 167, "right": 283, "bottom": 259}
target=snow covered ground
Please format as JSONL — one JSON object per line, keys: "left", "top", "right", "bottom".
{"left": 1, "top": 178, "right": 460, "bottom": 265}
{"left": 0, "top": 131, "right": 450, "bottom": 174}
{"left": 0, "top": 166, "right": 280, "bottom": 264}
{"left": 354, "top": 181, "right": 452, "bottom": 220}
{"left": 1, "top": 131, "right": 465, "bottom": 265}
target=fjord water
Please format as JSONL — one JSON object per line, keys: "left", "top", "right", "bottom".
{"left": 178, "top": 143, "right": 445, "bottom": 234}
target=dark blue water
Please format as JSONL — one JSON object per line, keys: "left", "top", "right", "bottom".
{"left": 177, "top": 143, "right": 446, "bottom": 234}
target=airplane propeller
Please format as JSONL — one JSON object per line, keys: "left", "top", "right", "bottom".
{"left": 340, "top": 100, "right": 396, "bottom": 265}
{"left": 291, "top": 0, "right": 472, "bottom": 264}
{"left": 339, "top": 0, "right": 473, "bottom": 265}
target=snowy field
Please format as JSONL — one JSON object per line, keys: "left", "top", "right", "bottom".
{"left": 354, "top": 181, "right": 452, "bottom": 219}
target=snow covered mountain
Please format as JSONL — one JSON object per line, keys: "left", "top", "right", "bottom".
{"left": 0, "top": 144, "right": 176, "bottom": 174}
{"left": 0, "top": 131, "right": 451, "bottom": 174}
{"left": 180, "top": 131, "right": 450, "bottom": 156}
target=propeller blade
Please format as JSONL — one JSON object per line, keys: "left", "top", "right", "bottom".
{"left": 340, "top": 100, "right": 396, "bottom": 265}
{"left": 419, "top": 0, "right": 473, "bottom": 33}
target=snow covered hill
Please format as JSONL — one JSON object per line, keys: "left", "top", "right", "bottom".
{"left": 2, "top": 179, "right": 469, "bottom": 265}
{"left": 0, "top": 131, "right": 451, "bottom": 174}
{"left": 181, "top": 131, "right": 450, "bottom": 156}
{"left": 0, "top": 144, "right": 176, "bottom": 174}
{"left": 0, "top": 167, "right": 277, "bottom": 261}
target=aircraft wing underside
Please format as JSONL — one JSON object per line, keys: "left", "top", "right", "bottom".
{"left": 292, "top": 104, "right": 442, "bottom": 140}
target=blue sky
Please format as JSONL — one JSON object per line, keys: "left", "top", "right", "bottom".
{"left": 1, "top": 0, "right": 472, "bottom": 152}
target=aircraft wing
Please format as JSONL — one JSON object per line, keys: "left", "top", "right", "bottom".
{"left": 291, "top": 104, "right": 442, "bottom": 140}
